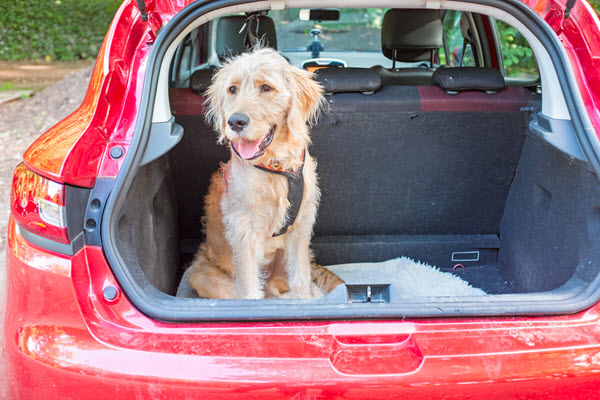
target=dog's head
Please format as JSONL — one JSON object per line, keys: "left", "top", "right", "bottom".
{"left": 205, "top": 47, "right": 324, "bottom": 163}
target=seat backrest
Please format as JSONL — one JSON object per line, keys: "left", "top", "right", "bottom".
{"left": 313, "top": 67, "right": 381, "bottom": 94}
{"left": 378, "top": 9, "right": 443, "bottom": 85}
{"left": 189, "top": 15, "right": 277, "bottom": 95}
{"left": 169, "top": 73, "right": 539, "bottom": 244}
{"left": 309, "top": 85, "right": 537, "bottom": 238}
{"left": 432, "top": 67, "right": 505, "bottom": 93}
{"left": 215, "top": 15, "right": 277, "bottom": 58}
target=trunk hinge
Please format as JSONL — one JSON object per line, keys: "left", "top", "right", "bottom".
{"left": 136, "top": 0, "right": 148, "bottom": 21}
{"left": 136, "top": 0, "right": 163, "bottom": 44}
{"left": 544, "top": 0, "right": 577, "bottom": 35}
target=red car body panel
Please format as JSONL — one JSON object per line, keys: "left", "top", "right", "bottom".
{"left": 5, "top": 0, "right": 600, "bottom": 397}
{"left": 6, "top": 216, "right": 600, "bottom": 398}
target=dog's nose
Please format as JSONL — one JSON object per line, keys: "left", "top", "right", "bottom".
{"left": 228, "top": 113, "right": 249, "bottom": 133}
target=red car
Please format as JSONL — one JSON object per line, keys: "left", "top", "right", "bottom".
{"left": 4, "top": 0, "right": 600, "bottom": 398}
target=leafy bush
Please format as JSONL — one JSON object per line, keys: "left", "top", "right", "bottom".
{"left": 0, "top": 0, "right": 122, "bottom": 61}
{"left": 590, "top": 0, "right": 600, "bottom": 16}
{"left": 496, "top": 21, "right": 538, "bottom": 79}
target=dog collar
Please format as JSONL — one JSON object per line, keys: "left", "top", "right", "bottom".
{"left": 230, "top": 145, "right": 306, "bottom": 237}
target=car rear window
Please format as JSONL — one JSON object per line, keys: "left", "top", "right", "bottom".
{"left": 269, "top": 8, "right": 388, "bottom": 52}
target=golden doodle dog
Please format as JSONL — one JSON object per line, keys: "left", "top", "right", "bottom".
{"left": 188, "top": 47, "right": 343, "bottom": 299}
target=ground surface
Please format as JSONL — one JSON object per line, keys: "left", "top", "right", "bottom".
{"left": 0, "top": 60, "right": 91, "bottom": 90}
{"left": 0, "top": 61, "right": 92, "bottom": 394}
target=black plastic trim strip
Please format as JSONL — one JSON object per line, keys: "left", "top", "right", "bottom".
{"left": 19, "top": 227, "right": 84, "bottom": 256}
{"left": 65, "top": 186, "right": 91, "bottom": 241}
{"left": 84, "top": 178, "right": 114, "bottom": 246}
{"left": 102, "top": 0, "right": 600, "bottom": 321}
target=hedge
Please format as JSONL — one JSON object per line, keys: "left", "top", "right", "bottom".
{"left": 590, "top": 0, "right": 600, "bottom": 15}
{"left": 0, "top": 0, "right": 123, "bottom": 61}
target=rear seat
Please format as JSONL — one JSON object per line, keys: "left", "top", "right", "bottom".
{"left": 170, "top": 55, "right": 541, "bottom": 265}
{"left": 375, "top": 9, "right": 443, "bottom": 86}
{"left": 306, "top": 67, "right": 537, "bottom": 241}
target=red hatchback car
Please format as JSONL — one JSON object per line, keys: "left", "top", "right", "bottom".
{"left": 4, "top": 0, "right": 600, "bottom": 398}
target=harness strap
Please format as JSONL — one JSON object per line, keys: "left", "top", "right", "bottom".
{"left": 255, "top": 150, "right": 305, "bottom": 237}
{"left": 230, "top": 145, "right": 306, "bottom": 237}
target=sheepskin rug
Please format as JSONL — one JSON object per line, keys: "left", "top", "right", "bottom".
{"left": 177, "top": 256, "right": 486, "bottom": 298}
{"left": 326, "top": 256, "right": 486, "bottom": 297}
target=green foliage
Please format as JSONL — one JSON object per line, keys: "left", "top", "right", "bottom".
{"left": 590, "top": 0, "right": 600, "bottom": 16}
{"left": 0, "top": 0, "right": 122, "bottom": 61}
{"left": 442, "top": 10, "right": 476, "bottom": 67}
{"left": 441, "top": 11, "right": 538, "bottom": 79}
{"left": 496, "top": 21, "right": 538, "bottom": 79}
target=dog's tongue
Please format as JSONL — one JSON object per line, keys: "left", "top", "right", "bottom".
{"left": 235, "top": 138, "right": 262, "bottom": 160}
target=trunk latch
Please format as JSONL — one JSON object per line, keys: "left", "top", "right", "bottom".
{"left": 347, "top": 284, "right": 390, "bottom": 303}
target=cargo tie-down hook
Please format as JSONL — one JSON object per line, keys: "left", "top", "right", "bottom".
{"left": 453, "top": 264, "right": 465, "bottom": 273}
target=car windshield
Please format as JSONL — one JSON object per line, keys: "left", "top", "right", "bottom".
{"left": 269, "top": 8, "right": 387, "bottom": 52}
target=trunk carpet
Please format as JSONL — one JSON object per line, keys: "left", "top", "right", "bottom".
{"left": 176, "top": 257, "right": 488, "bottom": 298}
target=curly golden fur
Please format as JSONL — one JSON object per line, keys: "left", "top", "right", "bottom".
{"left": 187, "top": 47, "right": 343, "bottom": 299}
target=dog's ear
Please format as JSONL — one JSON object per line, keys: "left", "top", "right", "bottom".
{"left": 204, "top": 69, "right": 227, "bottom": 144}
{"left": 285, "top": 67, "right": 325, "bottom": 141}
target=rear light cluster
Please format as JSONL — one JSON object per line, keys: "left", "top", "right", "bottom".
{"left": 10, "top": 163, "right": 69, "bottom": 244}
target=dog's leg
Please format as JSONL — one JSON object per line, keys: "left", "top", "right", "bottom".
{"left": 231, "top": 241, "right": 266, "bottom": 299}
{"left": 282, "top": 232, "right": 314, "bottom": 298}
{"left": 188, "top": 253, "right": 236, "bottom": 299}
{"left": 282, "top": 157, "right": 321, "bottom": 299}
{"left": 264, "top": 249, "right": 290, "bottom": 298}
{"left": 225, "top": 225, "right": 267, "bottom": 299}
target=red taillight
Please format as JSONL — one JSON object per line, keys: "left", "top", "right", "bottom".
{"left": 10, "top": 163, "right": 69, "bottom": 244}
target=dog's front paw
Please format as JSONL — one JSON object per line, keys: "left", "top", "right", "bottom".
{"left": 280, "top": 285, "right": 323, "bottom": 299}
{"left": 310, "top": 282, "right": 325, "bottom": 299}
{"left": 238, "top": 288, "right": 265, "bottom": 300}
{"left": 280, "top": 291, "right": 310, "bottom": 299}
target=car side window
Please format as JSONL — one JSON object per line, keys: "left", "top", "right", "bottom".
{"left": 495, "top": 20, "right": 539, "bottom": 80}
{"left": 441, "top": 10, "right": 476, "bottom": 67}
{"left": 169, "top": 28, "right": 203, "bottom": 88}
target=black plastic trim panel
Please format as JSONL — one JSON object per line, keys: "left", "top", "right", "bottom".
{"left": 19, "top": 228, "right": 85, "bottom": 256}
{"left": 101, "top": 0, "right": 600, "bottom": 321}
{"left": 65, "top": 186, "right": 91, "bottom": 241}
{"left": 85, "top": 178, "right": 114, "bottom": 246}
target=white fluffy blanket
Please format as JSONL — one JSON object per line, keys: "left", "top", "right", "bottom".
{"left": 326, "top": 257, "right": 486, "bottom": 297}
{"left": 177, "top": 256, "right": 486, "bottom": 297}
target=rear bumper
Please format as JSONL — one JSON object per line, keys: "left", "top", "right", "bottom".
{"left": 4, "top": 216, "right": 600, "bottom": 399}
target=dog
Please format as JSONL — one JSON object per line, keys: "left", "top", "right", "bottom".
{"left": 187, "top": 47, "right": 343, "bottom": 299}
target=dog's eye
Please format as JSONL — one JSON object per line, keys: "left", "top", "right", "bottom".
{"left": 228, "top": 86, "right": 237, "bottom": 94}
{"left": 260, "top": 84, "right": 272, "bottom": 93}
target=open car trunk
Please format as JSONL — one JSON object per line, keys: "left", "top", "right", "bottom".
{"left": 99, "top": 1, "right": 600, "bottom": 321}
{"left": 113, "top": 83, "right": 600, "bottom": 307}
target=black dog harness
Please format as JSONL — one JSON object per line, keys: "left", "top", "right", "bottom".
{"left": 228, "top": 146, "right": 306, "bottom": 237}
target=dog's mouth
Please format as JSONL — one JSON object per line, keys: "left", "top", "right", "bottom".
{"left": 232, "top": 125, "right": 276, "bottom": 160}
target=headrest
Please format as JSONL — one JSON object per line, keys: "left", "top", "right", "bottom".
{"left": 432, "top": 67, "right": 505, "bottom": 93}
{"left": 215, "top": 16, "right": 277, "bottom": 59}
{"left": 381, "top": 9, "right": 443, "bottom": 62}
{"left": 314, "top": 68, "right": 381, "bottom": 94}
{"left": 190, "top": 68, "right": 215, "bottom": 95}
